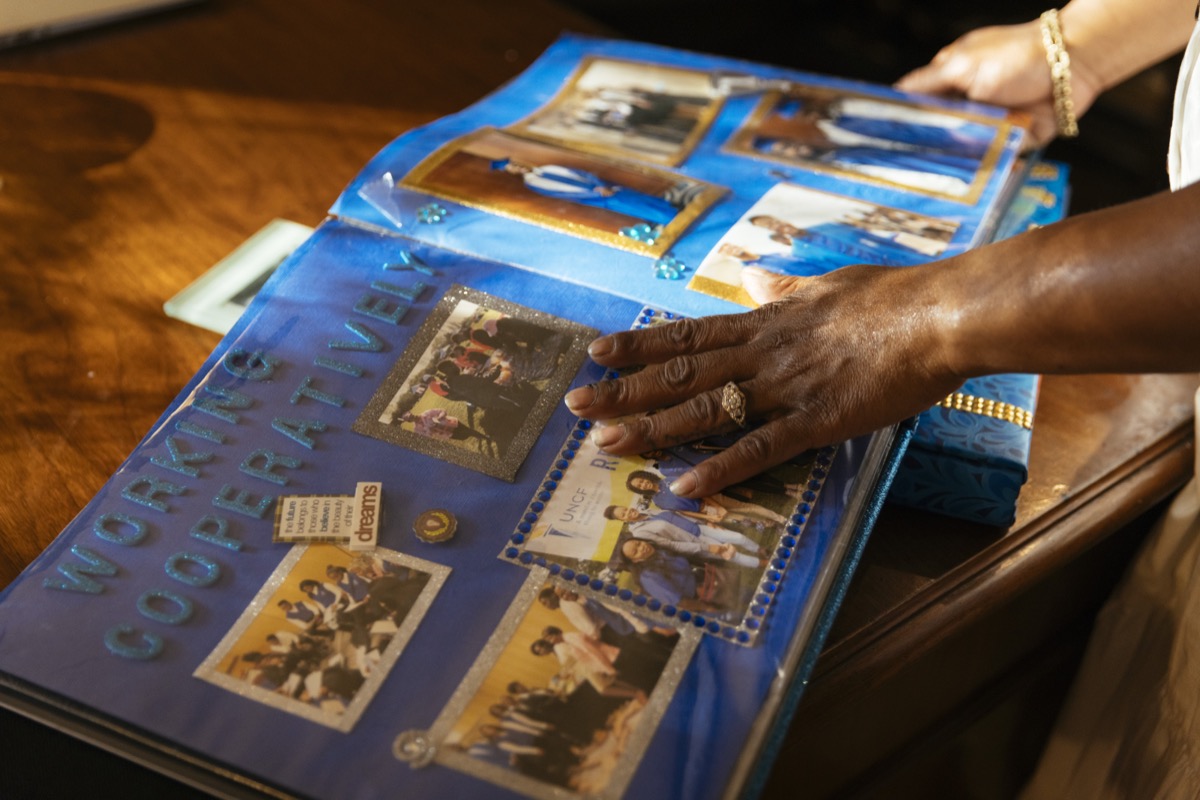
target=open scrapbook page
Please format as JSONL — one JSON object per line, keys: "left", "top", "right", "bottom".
{"left": 0, "top": 32, "right": 1032, "bottom": 800}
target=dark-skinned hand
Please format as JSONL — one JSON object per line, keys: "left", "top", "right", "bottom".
{"left": 564, "top": 264, "right": 964, "bottom": 498}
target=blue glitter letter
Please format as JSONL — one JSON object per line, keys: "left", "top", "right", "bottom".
{"left": 240, "top": 449, "right": 302, "bottom": 486}
{"left": 222, "top": 349, "right": 280, "bottom": 381}
{"left": 104, "top": 624, "right": 163, "bottom": 660}
{"left": 121, "top": 475, "right": 186, "bottom": 513}
{"left": 213, "top": 485, "right": 273, "bottom": 519}
{"left": 43, "top": 545, "right": 118, "bottom": 593}
{"left": 150, "top": 434, "right": 214, "bottom": 478}
{"left": 189, "top": 515, "right": 243, "bottom": 551}
{"left": 93, "top": 512, "right": 148, "bottom": 546}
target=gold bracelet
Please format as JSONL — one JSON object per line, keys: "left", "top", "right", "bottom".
{"left": 1039, "top": 9, "right": 1079, "bottom": 138}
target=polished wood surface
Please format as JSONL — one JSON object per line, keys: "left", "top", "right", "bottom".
{"left": 2, "top": 2, "right": 1196, "bottom": 797}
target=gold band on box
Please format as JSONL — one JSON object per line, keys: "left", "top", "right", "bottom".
{"left": 937, "top": 392, "right": 1034, "bottom": 430}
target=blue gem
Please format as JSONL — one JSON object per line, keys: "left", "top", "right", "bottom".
{"left": 417, "top": 202, "right": 449, "bottom": 224}
{"left": 518, "top": 522, "right": 531, "bottom": 534}
{"left": 618, "top": 588, "right": 632, "bottom": 601}
{"left": 577, "top": 419, "right": 592, "bottom": 430}
{"left": 746, "top": 618, "right": 760, "bottom": 629}
{"left": 561, "top": 569, "right": 575, "bottom": 580}
{"left": 619, "top": 223, "right": 660, "bottom": 244}
{"left": 511, "top": 533, "right": 525, "bottom": 544}
{"left": 604, "top": 584, "right": 619, "bottom": 595}
{"left": 575, "top": 573, "right": 589, "bottom": 585}
{"left": 693, "top": 616, "right": 706, "bottom": 628}
{"left": 663, "top": 605, "right": 677, "bottom": 617}
{"left": 519, "top": 552, "right": 533, "bottom": 563}
{"left": 653, "top": 255, "right": 688, "bottom": 280}
{"left": 678, "top": 610, "right": 692, "bottom": 622}
{"left": 737, "top": 631, "right": 750, "bottom": 642}
{"left": 548, "top": 563, "right": 561, "bottom": 574}
{"left": 647, "top": 599, "right": 661, "bottom": 611}
{"left": 504, "top": 548, "right": 519, "bottom": 558}
{"left": 590, "top": 579, "right": 604, "bottom": 591}
{"left": 530, "top": 501, "right": 544, "bottom": 512}
{"left": 632, "top": 594, "right": 647, "bottom": 606}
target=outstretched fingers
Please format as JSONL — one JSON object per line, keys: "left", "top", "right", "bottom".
{"left": 565, "top": 341, "right": 755, "bottom": 420}
{"left": 582, "top": 312, "right": 763, "bottom": 370}
{"left": 664, "top": 416, "right": 815, "bottom": 498}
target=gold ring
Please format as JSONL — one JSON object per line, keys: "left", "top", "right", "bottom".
{"left": 721, "top": 381, "right": 747, "bottom": 428}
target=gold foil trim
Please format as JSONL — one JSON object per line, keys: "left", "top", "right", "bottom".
{"left": 936, "top": 392, "right": 1033, "bottom": 430}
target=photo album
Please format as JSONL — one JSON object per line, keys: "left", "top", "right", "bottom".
{"left": 0, "top": 33, "right": 1034, "bottom": 800}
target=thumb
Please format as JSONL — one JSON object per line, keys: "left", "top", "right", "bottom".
{"left": 895, "top": 51, "right": 975, "bottom": 97}
{"left": 742, "top": 267, "right": 806, "bottom": 305}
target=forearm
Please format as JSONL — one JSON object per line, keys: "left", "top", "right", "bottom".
{"left": 932, "top": 181, "right": 1200, "bottom": 378}
{"left": 1061, "top": 0, "right": 1196, "bottom": 92}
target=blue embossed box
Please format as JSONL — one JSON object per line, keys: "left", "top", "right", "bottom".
{"left": 888, "top": 373, "right": 1040, "bottom": 527}
{"left": 888, "top": 160, "right": 1068, "bottom": 526}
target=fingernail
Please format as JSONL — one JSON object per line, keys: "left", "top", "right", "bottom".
{"left": 564, "top": 384, "right": 594, "bottom": 412}
{"left": 591, "top": 424, "right": 621, "bottom": 448}
{"left": 669, "top": 472, "right": 697, "bottom": 497}
{"left": 587, "top": 337, "right": 613, "bottom": 359}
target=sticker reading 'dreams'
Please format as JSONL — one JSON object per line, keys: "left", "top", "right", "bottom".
{"left": 350, "top": 481, "right": 382, "bottom": 551}
{"left": 274, "top": 482, "right": 382, "bottom": 548}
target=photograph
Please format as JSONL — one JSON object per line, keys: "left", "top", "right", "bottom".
{"left": 353, "top": 285, "right": 596, "bottom": 481}
{"left": 163, "top": 218, "right": 313, "bottom": 334}
{"left": 509, "top": 429, "right": 822, "bottom": 630}
{"left": 400, "top": 128, "right": 724, "bottom": 257}
{"left": 688, "top": 181, "right": 961, "bottom": 306}
{"left": 511, "top": 56, "right": 724, "bottom": 166}
{"left": 420, "top": 571, "right": 698, "bottom": 800}
{"left": 725, "top": 84, "right": 1009, "bottom": 201}
{"left": 194, "top": 545, "right": 448, "bottom": 732}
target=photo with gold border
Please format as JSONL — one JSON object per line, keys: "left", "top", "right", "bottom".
{"left": 353, "top": 285, "right": 596, "bottom": 482}
{"left": 509, "top": 55, "right": 725, "bottom": 167}
{"left": 193, "top": 544, "right": 449, "bottom": 732}
{"left": 688, "top": 181, "right": 961, "bottom": 307}
{"left": 405, "top": 568, "right": 698, "bottom": 800}
{"left": 724, "top": 84, "right": 1015, "bottom": 203}
{"left": 399, "top": 128, "right": 725, "bottom": 257}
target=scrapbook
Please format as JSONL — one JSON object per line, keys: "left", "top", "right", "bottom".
{"left": 0, "top": 33, "right": 1030, "bottom": 800}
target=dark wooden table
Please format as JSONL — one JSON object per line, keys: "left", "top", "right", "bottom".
{"left": 2, "top": 2, "right": 1196, "bottom": 797}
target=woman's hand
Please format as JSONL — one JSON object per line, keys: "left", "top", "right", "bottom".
{"left": 564, "top": 266, "right": 964, "bottom": 498}
{"left": 895, "top": 20, "right": 1102, "bottom": 148}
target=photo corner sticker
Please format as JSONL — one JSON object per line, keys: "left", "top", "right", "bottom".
{"left": 274, "top": 481, "right": 382, "bottom": 550}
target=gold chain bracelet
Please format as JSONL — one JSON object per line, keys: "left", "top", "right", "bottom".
{"left": 1039, "top": 9, "right": 1079, "bottom": 138}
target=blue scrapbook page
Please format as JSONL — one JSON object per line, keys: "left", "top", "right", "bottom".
{"left": 0, "top": 219, "right": 907, "bottom": 800}
{"left": 332, "top": 33, "right": 1028, "bottom": 316}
